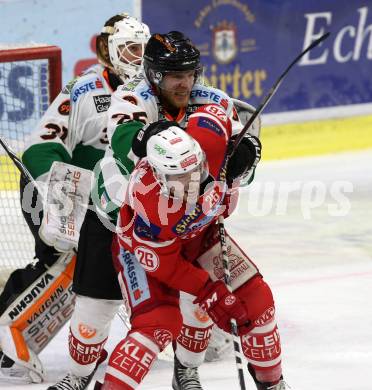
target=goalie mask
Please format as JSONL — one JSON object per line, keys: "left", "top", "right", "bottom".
{"left": 143, "top": 31, "right": 201, "bottom": 89}
{"left": 96, "top": 13, "right": 150, "bottom": 81}
{"left": 146, "top": 127, "right": 207, "bottom": 201}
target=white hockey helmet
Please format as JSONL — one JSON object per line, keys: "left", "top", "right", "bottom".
{"left": 146, "top": 127, "right": 207, "bottom": 199}
{"left": 106, "top": 14, "right": 150, "bottom": 80}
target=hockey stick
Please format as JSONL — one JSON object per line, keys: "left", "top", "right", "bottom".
{"left": 219, "top": 32, "right": 330, "bottom": 390}
{"left": 218, "top": 219, "right": 247, "bottom": 390}
{"left": 0, "top": 135, "right": 44, "bottom": 195}
{"left": 230, "top": 32, "right": 330, "bottom": 155}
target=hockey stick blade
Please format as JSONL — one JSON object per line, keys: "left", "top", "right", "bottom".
{"left": 231, "top": 32, "right": 330, "bottom": 154}
{"left": 0, "top": 135, "right": 43, "bottom": 195}
{"left": 0, "top": 136, "right": 33, "bottom": 182}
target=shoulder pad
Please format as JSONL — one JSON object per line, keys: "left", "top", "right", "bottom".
{"left": 190, "top": 84, "right": 232, "bottom": 111}
{"left": 117, "top": 78, "right": 155, "bottom": 104}
{"left": 82, "top": 64, "right": 103, "bottom": 77}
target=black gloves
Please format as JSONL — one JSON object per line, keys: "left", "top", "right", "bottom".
{"left": 131, "top": 120, "right": 179, "bottom": 159}
{"left": 226, "top": 134, "right": 262, "bottom": 183}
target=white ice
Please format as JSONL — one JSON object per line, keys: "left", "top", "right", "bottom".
{"left": 1, "top": 150, "right": 371, "bottom": 390}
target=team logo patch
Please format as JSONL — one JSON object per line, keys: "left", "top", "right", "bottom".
{"left": 134, "top": 246, "right": 160, "bottom": 272}
{"left": 153, "top": 329, "right": 172, "bottom": 349}
{"left": 78, "top": 323, "right": 97, "bottom": 339}
{"left": 134, "top": 215, "right": 161, "bottom": 240}
{"left": 93, "top": 94, "right": 110, "bottom": 113}
{"left": 154, "top": 144, "right": 166, "bottom": 155}
{"left": 255, "top": 306, "right": 275, "bottom": 326}
{"left": 194, "top": 307, "right": 210, "bottom": 323}
{"left": 224, "top": 294, "right": 236, "bottom": 306}
{"left": 58, "top": 99, "right": 70, "bottom": 115}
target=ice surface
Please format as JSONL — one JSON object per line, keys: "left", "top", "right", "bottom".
{"left": 1, "top": 150, "right": 371, "bottom": 390}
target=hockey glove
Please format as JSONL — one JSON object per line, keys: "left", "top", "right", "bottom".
{"left": 226, "top": 134, "right": 261, "bottom": 184}
{"left": 194, "top": 280, "right": 251, "bottom": 335}
{"left": 132, "top": 120, "right": 180, "bottom": 159}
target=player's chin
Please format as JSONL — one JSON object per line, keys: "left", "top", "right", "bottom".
{"left": 172, "top": 92, "right": 190, "bottom": 107}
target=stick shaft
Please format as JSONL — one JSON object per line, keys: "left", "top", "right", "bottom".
{"left": 231, "top": 32, "right": 330, "bottom": 155}
{"left": 218, "top": 215, "right": 246, "bottom": 390}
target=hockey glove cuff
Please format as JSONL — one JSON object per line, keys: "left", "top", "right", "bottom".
{"left": 226, "top": 134, "right": 261, "bottom": 183}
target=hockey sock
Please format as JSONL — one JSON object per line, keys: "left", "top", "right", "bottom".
{"left": 68, "top": 295, "right": 120, "bottom": 377}
{"left": 103, "top": 332, "right": 159, "bottom": 389}
{"left": 241, "top": 321, "right": 282, "bottom": 383}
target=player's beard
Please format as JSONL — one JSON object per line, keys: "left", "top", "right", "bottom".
{"left": 160, "top": 87, "right": 191, "bottom": 111}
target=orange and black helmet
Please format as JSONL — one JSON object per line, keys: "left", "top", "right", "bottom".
{"left": 143, "top": 31, "right": 201, "bottom": 86}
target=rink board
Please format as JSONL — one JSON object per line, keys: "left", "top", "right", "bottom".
{"left": 1, "top": 114, "right": 372, "bottom": 189}
{"left": 261, "top": 114, "right": 372, "bottom": 160}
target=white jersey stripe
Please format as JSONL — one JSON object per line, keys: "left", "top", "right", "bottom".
{"left": 249, "top": 320, "right": 277, "bottom": 335}
{"left": 130, "top": 331, "right": 160, "bottom": 354}
{"left": 133, "top": 231, "right": 176, "bottom": 248}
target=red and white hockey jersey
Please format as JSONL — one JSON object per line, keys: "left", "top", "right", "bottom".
{"left": 116, "top": 105, "right": 239, "bottom": 297}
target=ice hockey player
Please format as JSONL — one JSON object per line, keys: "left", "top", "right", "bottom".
{"left": 95, "top": 103, "right": 287, "bottom": 390}
{"left": 0, "top": 13, "right": 150, "bottom": 389}
{"left": 94, "top": 31, "right": 286, "bottom": 390}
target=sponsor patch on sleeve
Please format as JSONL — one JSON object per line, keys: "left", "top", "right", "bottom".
{"left": 71, "top": 78, "right": 104, "bottom": 102}
{"left": 93, "top": 94, "right": 111, "bottom": 113}
{"left": 134, "top": 215, "right": 161, "bottom": 240}
{"left": 119, "top": 248, "right": 150, "bottom": 306}
{"left": 197, "top": 117, "right": 223, "bottom": 135}
{"left": 58, "top": 99, "right": 70, "bottom": 115}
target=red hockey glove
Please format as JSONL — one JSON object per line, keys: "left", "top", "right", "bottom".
{"left": 194, "top": 280, "right": 251, "bottom": 335}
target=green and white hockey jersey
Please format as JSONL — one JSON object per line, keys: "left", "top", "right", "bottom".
{"left": 22, "top": 64, "right": 119, "bottom": 182}
{"left": 93, "top": 76, "right": 245, "bottom": 225}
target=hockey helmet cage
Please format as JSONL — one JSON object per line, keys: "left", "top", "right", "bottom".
{"left": 96, "top": 13, "right": 150, "bottom": 80}
{"left": 107, "top": 16, "right": 150, "bottom": 80}
{"left": 143, "top": 31, "right": 201, "bottom": 86}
